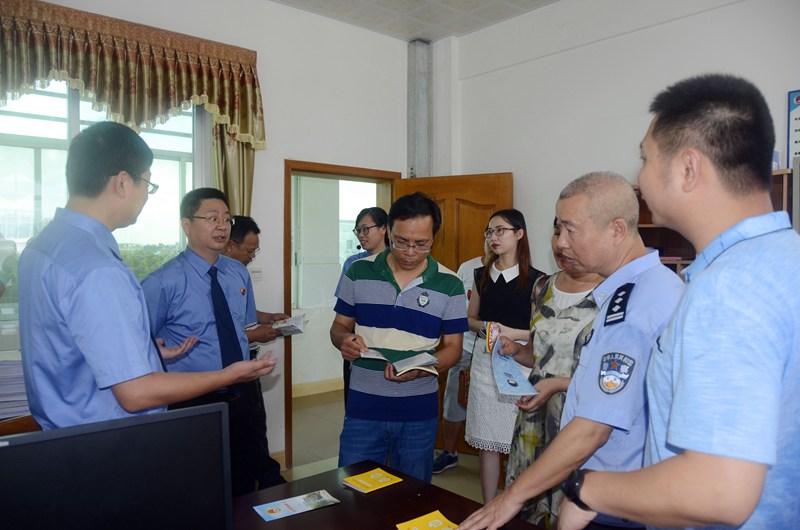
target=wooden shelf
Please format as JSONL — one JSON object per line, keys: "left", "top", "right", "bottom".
{"left": 635, "top": 168, "right": 795, "bottom": 276}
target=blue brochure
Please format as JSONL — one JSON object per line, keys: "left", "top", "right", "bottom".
{"left": 253, "top": 489, "right": 339, "bottom": 521}
{"left": 491, "top": 337, "right": 538, "bottom": 396}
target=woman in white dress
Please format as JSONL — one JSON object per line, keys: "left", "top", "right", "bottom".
{"left": 464, "top": 209, "right": 545, "bottom": 502}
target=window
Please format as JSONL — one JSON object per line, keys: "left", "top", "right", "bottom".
{"left": 0, "top": 81, "right": 194, "bottom": 354}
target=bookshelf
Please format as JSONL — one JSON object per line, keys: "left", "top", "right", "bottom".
{"left": 636, "top": 167, "right": 796, "bottom": 276}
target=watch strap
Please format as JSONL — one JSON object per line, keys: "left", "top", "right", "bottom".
{"left": 561, "top": 468, "right": 592, "bottom": 511}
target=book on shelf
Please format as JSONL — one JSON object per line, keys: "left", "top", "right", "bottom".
{"left": 342, "top": 467, "right": 403, "bottom": 493}
{"left": 359, "top": 349, "right": 439, "bottom": 376}
{"left": 272, "top": 314, "right": 308, "bottom": 335}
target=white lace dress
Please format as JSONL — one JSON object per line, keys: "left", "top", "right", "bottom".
{"left": 464, "top": 263, "right": 538, "bottom": 454}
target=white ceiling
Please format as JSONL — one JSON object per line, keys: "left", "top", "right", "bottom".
{"left": 269, "top": 0, "right": 560, "bottom": 42}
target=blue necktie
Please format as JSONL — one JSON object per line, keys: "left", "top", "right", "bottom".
{"left": 209, "top": 266, "right": 242, "bottom": 368}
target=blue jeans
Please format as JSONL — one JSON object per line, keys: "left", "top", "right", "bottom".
{"left": 338, "top": 417, "right": 439, "bottom": 482}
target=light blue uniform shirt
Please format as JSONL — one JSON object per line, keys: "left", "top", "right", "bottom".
{"left": 562, "top": 250, "right": 684, "bottom": 474}
{"left": 142, "top": 248, "right": 256, "bottom": 372}
{"left": 19, "top": 208, "right": 165, "bottom": 429}
{"left": 646, "top": 212, "right": 800, "bottom": 530}
{"left": 335, "top": 250, "right": 370, "bottom": 297}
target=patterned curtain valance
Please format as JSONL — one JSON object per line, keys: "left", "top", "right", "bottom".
{"left": 0, "top": 0, "right": 266, "bottom": 149}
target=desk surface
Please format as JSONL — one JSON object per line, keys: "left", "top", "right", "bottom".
{"left": 234, "top": 460, "right": 542, "bottom": 530}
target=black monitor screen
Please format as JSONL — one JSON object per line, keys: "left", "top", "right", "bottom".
{"left": 0, "top": 403, "right": 231, "bottom": 530}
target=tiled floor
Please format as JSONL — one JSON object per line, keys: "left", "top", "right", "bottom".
{"left": 291, "top": 391, "right": 345, "bottom": 467}
{"left": 287, "top": 390, "right": 484, "bottom": 503}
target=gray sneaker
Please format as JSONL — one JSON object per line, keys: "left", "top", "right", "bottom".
{"left": 432, "top": 451, "right": 458, "bottom": 474}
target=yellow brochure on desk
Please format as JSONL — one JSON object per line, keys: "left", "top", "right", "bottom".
{"left": 396, "top": 510, "right": 458, "bottom": 530}
{"left": 342, "top": 467, "right": 402, "bottom": 493}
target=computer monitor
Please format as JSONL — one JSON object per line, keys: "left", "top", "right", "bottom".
{"left": 0, "top": 403, "right": 232, "bottom": 530}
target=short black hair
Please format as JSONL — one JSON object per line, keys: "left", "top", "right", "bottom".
{"left": 356, "top": 207, "right": 389, "bottom": 247}
{"left": 388, "top": 192, "right": 442, "bottom": 235}
{"left": 180, "top": 188, "right": 230, "bottom": 219}
{"left": 650, "top": 73, "right": 775, "bottom": 193}
{"left": 230, "top": 215, "right": 260, "bottom": 244}
{"left": 66, "top": 121, "right": 153, "bottom": 198}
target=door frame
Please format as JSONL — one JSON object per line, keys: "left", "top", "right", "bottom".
{"left": 282, "top": 160, "right": 400, "bottom": 468}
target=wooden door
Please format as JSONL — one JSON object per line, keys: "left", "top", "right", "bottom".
{"left": 393, "top": 173, "right": 513, "bottom": 271}
{"left": 393, "top": 173, "right": 513, "bottom": 456}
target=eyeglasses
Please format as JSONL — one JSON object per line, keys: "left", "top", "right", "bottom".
{"left": 192, "top": 216, "right": 235, "bottom": 226}
{"left": 234, "top": 241, "right": 260, "bottom": 257}
{"left": 136, "top": 175, "right": 159, "bottom": 194}
{"left": 352, "top": 224, "right": 379, "bottom": 236}
{"left": 391, "top": 237, "right": 432, "bottom": 253}
{"left": 484, "top": 226, "right": 517, "bottom": 239}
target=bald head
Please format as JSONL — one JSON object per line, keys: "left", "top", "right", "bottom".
{"left": 559, "top": 172, "right": 639, "bottom": 233}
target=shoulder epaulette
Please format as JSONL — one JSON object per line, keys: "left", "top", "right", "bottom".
{"left": 604, "top": 283, "right": 635, "bottom": 326}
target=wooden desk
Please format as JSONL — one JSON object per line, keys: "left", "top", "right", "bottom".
{"left": 233, "top": 460, "right": 542, "bottom": 529}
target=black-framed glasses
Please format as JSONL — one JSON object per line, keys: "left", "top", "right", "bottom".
{"left": 192, "top": 216, "right": 235, "bottom": 226}
{"left": 390, "top": 237, "right": 432, "bottom": 253}
{"left": 136, "top": 175, "right": 159, "bottom": 194}
{"left": 234, "top": 241, "right": 260, "bottom": 257}
{"left": 352, "top": 224, "right": 379, "bottom": 236}
{"left": 484, "top": 226, "right": 517, "bottom": 239}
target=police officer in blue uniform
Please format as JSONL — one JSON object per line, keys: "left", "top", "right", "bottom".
{"left": 459, "top": 172, "right": 684, "bottom": 530}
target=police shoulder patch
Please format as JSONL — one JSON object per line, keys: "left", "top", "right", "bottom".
{"left": 598, "top": 352, "right": 635, "bottom": 395}
{"left": 604, "top": 283, "right": 634, "bottom": 326}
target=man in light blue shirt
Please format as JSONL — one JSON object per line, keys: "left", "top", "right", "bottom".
{"left": 460, "top": 172, "right": 684, "bottom": 530}
{"left": 18, "top": 122, "right": 276, "bottom": 430}
{"left": 559, "top": 75, "right": 800, "bottom": 530}
{"left": 142, "top": 188, "right": 284, "bottom": 495}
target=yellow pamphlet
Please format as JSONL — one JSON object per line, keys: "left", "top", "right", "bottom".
{"left": 396, "top": 510, "right": 458, "bottom": 530}
{"left": 342, "top": 467, "right": 402, "bottom": 493}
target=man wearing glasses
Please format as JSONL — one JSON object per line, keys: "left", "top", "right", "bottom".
{"left": 142, "top": 188, "right": 283, "bottom": 495}
{"left": 19, "top": 123, "right": 275, "bottom": 431}
{"left": 331, "top": 192, "right": 468, "bottom": 482}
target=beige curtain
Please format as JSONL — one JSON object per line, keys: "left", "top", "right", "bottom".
{"left": 213, "top": 124, "right": 254, "bottom": 216}
{"left": 0, "top": 0, "right": 264, "bottom": 206}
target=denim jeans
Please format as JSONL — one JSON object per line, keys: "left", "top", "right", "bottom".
{"left": 338, "top": 417, "right": 439, "bottom": 482}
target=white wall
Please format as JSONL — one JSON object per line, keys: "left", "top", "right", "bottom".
{"left": 45, "top": 0, "right": 800, "bottom": 455}
{"left": 434, "top": 0, "right": 800, "bottom": 273}
{"left": 48, "top": 0, "right": 408, "bottom": 452}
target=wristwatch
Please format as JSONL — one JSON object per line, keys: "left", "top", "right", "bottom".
{"left": 561, "top": 469, "right": 592, "bottom": 511}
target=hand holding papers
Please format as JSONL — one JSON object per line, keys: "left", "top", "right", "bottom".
{"left": 491, "top": 336, "right": 538, "bottom": 396}
{"left": 271, "top": 314, "right": 308, "bottom": 336}
{"left": 485, "top": 321, "right": 501, "bottom": 353}
{"left": 359, "top": 349, "right": 439, "bottom": 376}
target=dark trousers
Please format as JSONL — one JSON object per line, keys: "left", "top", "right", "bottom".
{"left": 169, "top": 379, "right": 285, "bottom": 497}
{"left": 249, "top": 376, "right": 285, "bottom": 489}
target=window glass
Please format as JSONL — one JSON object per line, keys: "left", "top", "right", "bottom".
{"left": 0, "top": 81, "right": 194, "bottom": 352}
{"left": 41, "top": 149, "right": 69, "bottom": 229}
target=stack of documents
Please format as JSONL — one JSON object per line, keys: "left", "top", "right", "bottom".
{"left": 0, "top": 360, "right": 29, "bottom": 420}
{"left": 272, "top": 314, "right": 308, "bottom": 335}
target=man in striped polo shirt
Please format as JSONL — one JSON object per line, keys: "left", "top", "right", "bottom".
{"left": 331, "top": 192, "right": 469, "bottom": 482}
